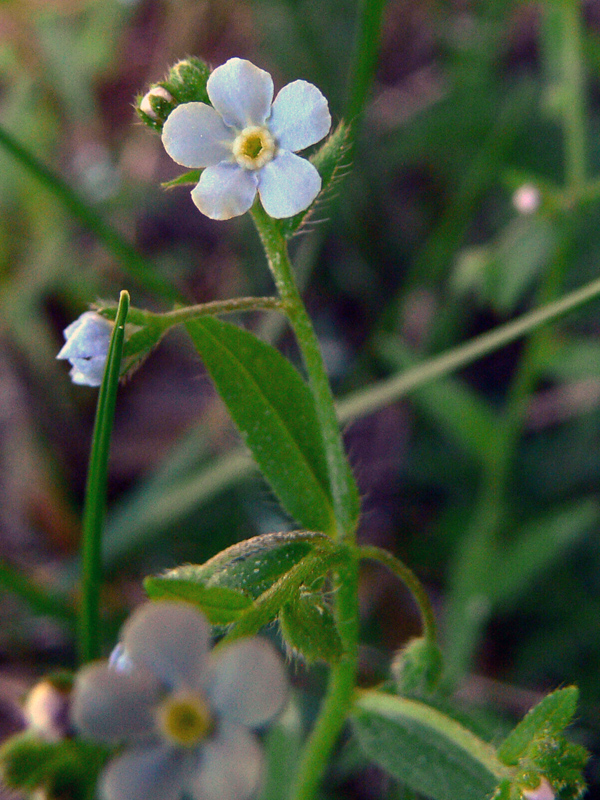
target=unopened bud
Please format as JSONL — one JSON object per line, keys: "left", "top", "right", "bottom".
{"left": 25, "top": 676, "right": 73, "bottom": 741}
{"left": 140, "top": 86, "right": 174, "bottom": 120}
{"left": 136, "top": 85, "right": 177, "bottom": 131}
{"left": 522, "top": 778, "right": 554, "bottom": 800}
{"left": 166, "top": 57, "right": 210, "bottom": 105}
{"left": 512, "top": 184, "right": 540, "bottom": 215}
{"left": 391, "top": 636, "right": 443, "bottom": 695}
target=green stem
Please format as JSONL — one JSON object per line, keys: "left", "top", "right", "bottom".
{"left": 157, "top": 296, "right": 282, "bottom": 325}
{"left": 357, "top": 545, "right": 437, "bottom": 644}
{"left": 337, "top": 267, "right": 600, "bottom": 424}
{"left": 0, "top": 558, "right": 75, "bottom": 624}
{"left": 251, "top": 203, "right": 359, "bottom": 540}
{"left": 0, "top": 124, "right": 180, "bottom": 302}
{"left": 78, "top": 290, "right": 129, "bottom": 665}
{"left": 288, "top": 557, "right": 359, "bottom": 800}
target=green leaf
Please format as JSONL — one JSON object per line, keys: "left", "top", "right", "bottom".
{"left": 150, "top": 531, "right": 332, "bottom": 598}
{"left": 546, "top": 336, "right": 600, "bottom": 380}
{"left": 146, "top": 532, "right": 340, "bottom": 641}
{"left": 161, "top": 170, "right": 202, "bottom": 190}
{"left": 279, "top": 589, "right": 343, "bottom": 663}
{"left": 96, "top": 303, "right": 166, "bottom": 381}
{"left": 276, "top": 120, "right": 352, "bottom": 238}
{"left": 498, "top": 687, "right": 579, "bottom": 766}
{"left": 352, "top": 691, "right": 505, "bottom": 800}
{"left": 489, "top": 499, "right": 599, "bottom": 608}
{"left": 221, "top": 547, "right": 342, "bottom": 643}
{"left": 143, "top": 580, "right": 251, "bottom": 625}
{"left": 186, "top": 317, "right": 335, "bottom": 532}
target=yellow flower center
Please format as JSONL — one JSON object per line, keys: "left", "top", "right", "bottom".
{"left": 232, "top": 125, "right": 276, "bottom": 170}
{"left": 156, "top": 691, "right": 213, "bottom": 747}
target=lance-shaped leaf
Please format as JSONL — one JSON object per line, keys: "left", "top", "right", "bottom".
{"left": 147, "top": 531, "right": 331, "bottom": 596}
{"left": 498, "top": 687, "right": 579, "bottom": 766}
{"left": 145, "top": 531, "right": 343, "bottom": 647}
{"left": 186, "top": 317, "right": 335, "bottom": 532}
{"left": 141, "top": 581, "right": 251, "bottom": 625}
{"left": 221, "top": 547, "right": 342, "bottom": 643}
{"left": 352, "top": 691, "right": 506, "bottom": 800}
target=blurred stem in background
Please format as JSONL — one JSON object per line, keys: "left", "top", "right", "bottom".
{"left": 443, "top": 0, "right": 589, "bottom": 684}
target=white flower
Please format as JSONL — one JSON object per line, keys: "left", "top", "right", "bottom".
{"left": 56, "top": 311, "right": 113, "bottom": 387}
{"left": 72, "top": 602, "right": 288, "bottom": 800}
{"left": 161, "top": 57, "right": 331, "bottom": 220}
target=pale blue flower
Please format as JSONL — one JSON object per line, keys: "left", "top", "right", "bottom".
{"left": 56, "top": 311, "right": 112, "bottom": 387}
{"left": 161, "top": 57, "right": 331, "bottom": 220}
{"left": 72, "top": 602, "right": 288, "bottom": 800}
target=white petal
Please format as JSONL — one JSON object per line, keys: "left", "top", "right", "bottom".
{"left": 207, "top": 58, "right": 273, "bottom": 129}
{"left": 121, "top": 602, "right": 211, "bottom": 691}
{"left": 258, "top": 151, "right": 321, "bottom": 218}
{"left": 269, "top": 80, "right": 331, "bottom": 152}
{"left": 101, "top": 744, "right": 192, "bottom": 800}
{"left": 208, "top": 638, "right": 288, "bottom": 727}
{"left": 72, "top": 663, "right": 160, "bottom": 742}
{"left": 57, "top": 312, "right": 112, "bottom": 360}
{"left": 190, "top": 723, "right": 262, "bottom": 800}
{"left": 192, "top": 163, "right": 258, "bottom": 220}
{"left": 69, "top": 357, "right": 106, "bottom": 387}
{"left": 162, "top": 103, "right": 234, "bottom": 168}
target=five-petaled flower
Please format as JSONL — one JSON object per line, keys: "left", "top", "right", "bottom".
{"left": 161, "top": 57, "right": 331, "bottom": 220}
{"left": 72, "top": 601, "right": 288, "bottom": 800}
{"left": 56, "top": 311, "right": 113, "bottom": 387}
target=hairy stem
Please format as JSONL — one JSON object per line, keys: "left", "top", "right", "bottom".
{"left": 288, "top": 557, "right": 359, "bottom": 800}
{"left": 358, "top": 545, "right": 437, "bottom": 644}
{"left": 251, "top": 203, "right": 359, "bottom": 540}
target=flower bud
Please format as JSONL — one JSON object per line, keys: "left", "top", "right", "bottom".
{"left": 56, "top": 311, "right": 113, "bottom": 387}
{"left": 512, "top": 184, "right": 540, "bottom": 215}
{"left": 166, "top": 57, "right": 210, "bottom": 105}
{"left": 522, "top": 778, "right": 555, "bottom": 800}
{"left": 136, "top": 57, "right": 210, "bottom": 133}
{"left": 24, "top": 675, "right": 73, "bottom": 741}
{"left": 136, "top": 85, "right": 177, "bottom": 132}
{"left": 391, "top": 636, "right": 443, "bottom": 695}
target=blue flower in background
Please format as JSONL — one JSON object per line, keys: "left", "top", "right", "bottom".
{"left": 56, "top": 311, "right": 112, "bottom": 387}
{"left": 72, "top": 602, "right": 288, "bottom": 800}
{"left": 161, "top": 57, "right": 331, "bottom": 220}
